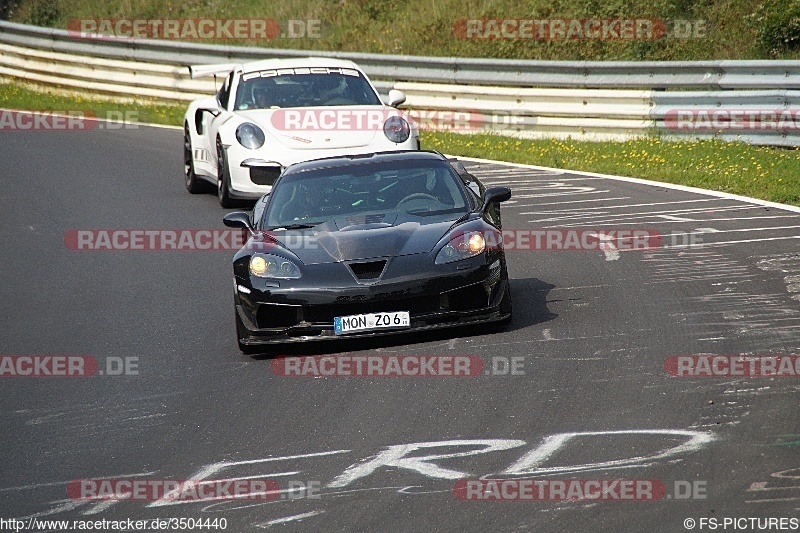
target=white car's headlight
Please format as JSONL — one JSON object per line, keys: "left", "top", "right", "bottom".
{"left": 249, "top": 253, "right": 301, "bottom": 279}
{"left": 236, "top": 123, "right": 266, "bottom": 150}
{"left": 435, "top": 231, "right": 486, "bottom": 264}
{"left": 383, "top": 116, "right": 410, "bottom": 143}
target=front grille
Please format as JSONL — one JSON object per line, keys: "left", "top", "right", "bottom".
{"left": 348, "top": 260, "right": 387, "bottom": 280}
{"left": 250, "top": 167, "right": 281, "bottom": 186}
{"left": 256, "top": 303, "right": 302, "bottom": 328}
{"left": 303, "top": 297, "right": 439, "bottom": 324}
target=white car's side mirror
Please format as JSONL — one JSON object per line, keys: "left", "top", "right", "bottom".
{"left": 197, "top": 106, "right": 220, "bottom": 117}
{"left": 387, "top": 89, "right": 406, "bottom": 107}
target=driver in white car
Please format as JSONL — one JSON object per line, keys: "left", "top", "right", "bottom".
{"left": 252, "top": 78, "right": 278, "bottom": 109}
{"left": 313, "top": 75, "right": 345, "bottom": 104}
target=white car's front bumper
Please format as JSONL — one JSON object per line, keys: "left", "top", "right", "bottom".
{"left": 224, "top": 136, "right": 420, "bottom": 199}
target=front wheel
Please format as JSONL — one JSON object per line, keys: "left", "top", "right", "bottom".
{"left": 216, "top": 138, "right": 237, "bottom": 208}
{"left": 184, "top": 124, "right": 211, "bottom": 194}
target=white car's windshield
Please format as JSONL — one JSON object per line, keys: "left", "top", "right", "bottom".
{"left": 233, "top": 68, "right": 382, "bottom": 110}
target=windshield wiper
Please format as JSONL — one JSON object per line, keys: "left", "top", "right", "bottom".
{"left": 406, "top": 208, "right": 462, "bottom": 217}
{"left": 268, "top": 223, "right": 320, "bottom": 231}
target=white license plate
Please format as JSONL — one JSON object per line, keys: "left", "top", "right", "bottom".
{"left": 334, "top": 311, "right": 410, "bottom": 335}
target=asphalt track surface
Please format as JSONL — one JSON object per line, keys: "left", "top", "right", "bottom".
{"left": 2, "top": 124, "right": 800, "bottom": 532}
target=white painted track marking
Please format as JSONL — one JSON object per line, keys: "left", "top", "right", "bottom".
{"left": 257, "top": 511, "right": 326, "bottom": 527}
{"left": 519, "top": 198, "right": 735, "bottom": 215}
{"left": 457, "top": 155, "right": 800, "bottom": 214}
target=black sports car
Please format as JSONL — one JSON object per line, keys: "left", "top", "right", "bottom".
{"left": 223, "top": 150, "right": 512, "bottom": 353}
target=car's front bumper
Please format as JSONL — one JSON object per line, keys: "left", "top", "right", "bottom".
{"left": 234, "top": 257, "right": 509, "bottom": 346}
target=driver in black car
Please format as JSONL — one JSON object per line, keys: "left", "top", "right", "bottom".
{"left": 278, "top": 183, "right": 327, "bottom": 222}
{"left": 401, "top": 169, "right": 451, "bottom": 208}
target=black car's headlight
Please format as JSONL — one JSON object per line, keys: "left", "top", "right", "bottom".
{"left": 249, "top": 253, "right": 301, "bottom": 279}
{"left": 435, "top": 231, "right": 486, "bottom": 264}
{"left": 383, "top": 116, "right": 410, "bottom": 143}
{"left": 236, "top": 123, "right": 265, "bottom": 150}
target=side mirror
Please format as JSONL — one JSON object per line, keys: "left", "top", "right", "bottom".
{"left": 195, "top": 106, "right": 220, "bottom": 135}
{"left": 198, "top": 106, "right": 220, "bottom": 117}
{"left": 387, "top": 89, "right": 406, "bottom": 107}
{"left": 223, "top": 211, "right": 254, "bottom": 233}
{"left": 482, "top": 186, "right": 511, "bottom": 210}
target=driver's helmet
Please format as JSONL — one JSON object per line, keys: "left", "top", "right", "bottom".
{"left": 314, "top": 75, "right": 342, "bottom": 97}
{"left": 253, "top": 78, "right": 277, "bottom": 108}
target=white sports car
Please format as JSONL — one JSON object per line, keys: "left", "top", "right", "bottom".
{"left": 183, "top": 57, "right": 419, "bottom": 206}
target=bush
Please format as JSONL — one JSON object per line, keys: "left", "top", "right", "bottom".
{"left": 0, "top": 0, "right": 19, "bottom": 20}
{"left": 749, "top": 0, "right": 800, "bottom": 55}
{"left": 22, "top": 0, "right": 59, "bottom": 27}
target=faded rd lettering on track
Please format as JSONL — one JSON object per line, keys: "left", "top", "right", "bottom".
{"left": 13, "top": 429, "right": 712, "bottom": 517}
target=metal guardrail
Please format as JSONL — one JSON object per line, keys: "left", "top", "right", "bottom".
{"left": 1, "top": 20, "right": 799, "bottom": 144}
{"left": 0, "top": 41, "right": 216, "bottom": 101}
{"left": 4, "top": 20, "right": 800, "bottom": 90}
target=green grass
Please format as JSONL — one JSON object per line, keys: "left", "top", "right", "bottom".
{"left": 0, "top": 81, "right": 184, "bottom": 125}
{"left": 3, "top": 80, "right": 798, "bottom": 206}
{"left": 423, "top": 132, "right": 800, "bottom": 206}
{"left": 6, "top": 0, "right": 800, "bottom": 61}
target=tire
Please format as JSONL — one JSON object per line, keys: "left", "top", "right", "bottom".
{"left": 216, "top": 137, "right": 237, "bottom": 208}
{"left": 184, "top": 124, "right": 211, "bottom": 194}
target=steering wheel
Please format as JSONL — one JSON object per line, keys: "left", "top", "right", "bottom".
{"left": 396, "top": 193, "right": 440, "bottom": 211}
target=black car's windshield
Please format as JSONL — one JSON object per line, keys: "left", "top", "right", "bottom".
{"left": 233, "top": 68, "right": 381, "bottom": 110}
{"left": 263, "top": 159, "right": 470, "bottom": 229}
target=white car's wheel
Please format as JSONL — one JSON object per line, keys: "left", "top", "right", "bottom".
{"left": 216, "top": 137, "right": 237, "bottom": 208}
{"left": 184, "top": 124, "right": 211, "bottom": 194}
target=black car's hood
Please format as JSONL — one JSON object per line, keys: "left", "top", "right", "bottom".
{"left": 267, "top": 213, "right": 460, "bottom": 264}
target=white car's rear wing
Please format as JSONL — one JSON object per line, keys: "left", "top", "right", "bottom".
{"left": 188, "top": 63, "right": 239, "bottom": 79}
